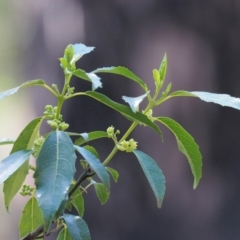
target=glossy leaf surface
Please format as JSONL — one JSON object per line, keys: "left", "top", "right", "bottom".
{"left": 122, "top": 92, "right": 149, "bottom": 113}
{"left": 70, "top": 43, "right": 94, "bottom": 65}
{"left": 63, "top": 214, "right": 91, "bottom": 240}
{"left": 4, "top": 117, "right": 43, "bottom": 210}
{"left": 93, "top": 66, "right": 147, "bottom": 90}
{"left": 73, "top": 70, "right": 102, "bottom": 90}
{"left": 157, "top": 117, "right": 202, "bottom": 188}
{"left": 133, "top": 150, "right": 165, "bottom": 208}
{"left": 19, "top": 197, "right": 43, "bottom": 238}
{"left": 83, "top": 91, "right": 162, "bottom": 137}
{"left": 0, "top": 150, "right": 32, "bottom": 184}
{"left": 192, "top": 91, "right": 240, "bottom": 110}
{"left": 75, "top": 131, "right": 108, "bottom": 145}
{"left": 34, "top": 131, "right": 76, "bottom": 231}
{"left": 0, "top": 80, "right": 45, "bottom": 101}
{"left": 74, "top": 145, "right": 110, "bottom": 190}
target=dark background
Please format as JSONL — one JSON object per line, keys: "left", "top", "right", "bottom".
{"left": 1, "top": 1, "right": 240, "bottom": 239}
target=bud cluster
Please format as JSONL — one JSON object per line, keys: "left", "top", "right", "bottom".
{"left": 20, "top": 185, "right": 35, "bottom": 197}
{"left": 107, "top": 126, "right": 120, "bottom": 139}
{"left": 117, "top": 139, "right": 138, "bottom": 152}
{"left": 33, "top": 136, "right": 45, "bottom": 158}
{"left": 44, "top": 105, "right": 69, "bottom": 131}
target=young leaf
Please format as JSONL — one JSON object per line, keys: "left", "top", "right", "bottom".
{"left": 64, "top": 44, "right": 74, "bottom": 64}
{"left": 19, "top": 197, "right": 43, "bottom": 239}
{"left": 0, "top": 138, "right": 14, "bottom": 145}
{"left": 83, "top": 91, "right": 162, "bottom": 137}
{"left": 70, "top": 43, "right": 95, "bottom": 66}
{"left": 72, "top": 188, "right": 85, "bottom": 217}
{"left": 72, "top": 69, "right": 91, "bottom": 81}
{"left": 62, "top": 214, "right": 91, "bottom": 240}
{"left": 122, "top": 92, "right": 149, "bottom": 113}
{"left": 0, "top": 150, "right": 32, "bottom": 184}
{"left": 159, "top": 53, "right": 167, "bottom": 82}
{"left": 57, "top": 228, "right": 72, "bottom": 240}
{"left": 161, "top": 83, "right": 172, "bottom": 98}
{"left": 75, "top": 131, "right": 108, "bottom": 146}
{"left": 133, "top": 150, "right": 166, "bottom": 208}
{"left": 169, "top": 90, "right": 196, "bottom": 98}
{"left": 74, "top": 145, "right": 110, "bottom": 190}
{"left": 0, "top": 80, "right": 45, "bottom": 101}
{"left": 191, "top": 91, "right": 240, "bottom": 110}
{"left": 156, "top": 117, "right": 202, "bottom": 188}
{"left": 73, "top": 69, "right": 102, "bottom": 91}
{"left": 106, "top": 167, "right": 119, "bottom": 183}
{"left": 34, "top": 131, "right": 76, "bottom": 231}
{"left": 93, "top": 66, "right": 147, "bottom": 91}
{"left": 4, "top": 117, "right": 43, "bottom": 210}
{"left": 94, "top": 183, "right": 110, "bottom": 205}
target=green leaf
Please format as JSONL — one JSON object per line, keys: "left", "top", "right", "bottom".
{"left": 57, "top": 228, "right": 72, "bottom": 240}
{"left": 156, "top": 117, "right": 202, "bottom": 188}
{"left": 4, "top": 117, "right": 43, "bottom": 210}
{"left": 0, "top": 138, "right": 14, "bottom": 145}
{"left": 0, "top": 150, "right": 32, "bottom": 184}
{"left": 93, "top": 66, "right": 147, "bottom": 91}
{"left": 73, "top": 69, "right": 102, "bottom": 91}
{"left": 191, "top": 91, "right": 240, "bottom": 110}
{"left": 106, "top": 167, "right": 119, "bottom": 183}
{"left": 83, "top": 91, "right": 162, "bottom": 137}
{"left": 62, "top": 214, "right": 91, "bottom": 240}
{"left": 19, "top": 197, "right": 43, "bottom": 239}
{"left": 169, "top": 90, "right": 196, "bottom": 98}
{"left": 161, "top": 83, "right": 172, "bottom": 98}
{"left": 34, "top": 131, "right": 76, "bottom": 231}
{"left": 70, "top": 43, "right": 95, "bottom": 66}
{"left": 133, "top": 150, "right": 166, "bottom": 208}
{"left": 64, "top": 45, "right": 74, "bottom": 64}
{"left": 153, "top": 69, "right": 160, "bottom": 86}
{"left": 75, "top": 131, "right": 108, "bottom": 146}
{"left": 74, "top": 145, "right": 110, "bottom": 190}
{"left": 73, "top": 69, "right": 91, "bottom": 81}
{"left": 122, "top": 92, "right": 149, "bottom": 113}
{"left": 159, "top": 53, "right": 167, "bottom": 82}
{"left": 72, "top": 188, "right": 84, "bottom": 217}
{"left": 0, "top": 80, "right": 45, "bottom": 101}
{"left": 84, "top": 145, "right": 99, "bottom": 158}
{"left": 94, "top": 183, "right": 110, "bottom": 205}
{"left": 65, "top": 201, "right": 72, "bottom": 211}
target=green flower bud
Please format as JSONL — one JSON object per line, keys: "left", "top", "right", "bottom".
{"left": 48, "top": 120, "right": 58, "bottom": 130}
{"left": 107, "top": 126, "right": 115, "bottom": 138}
{"left": 59, "top": 122, "right": 69, "bottom": 131}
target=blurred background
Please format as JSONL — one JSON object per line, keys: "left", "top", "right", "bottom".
{"left": 1, "top": 0, "right": 240, "bottom": 239}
